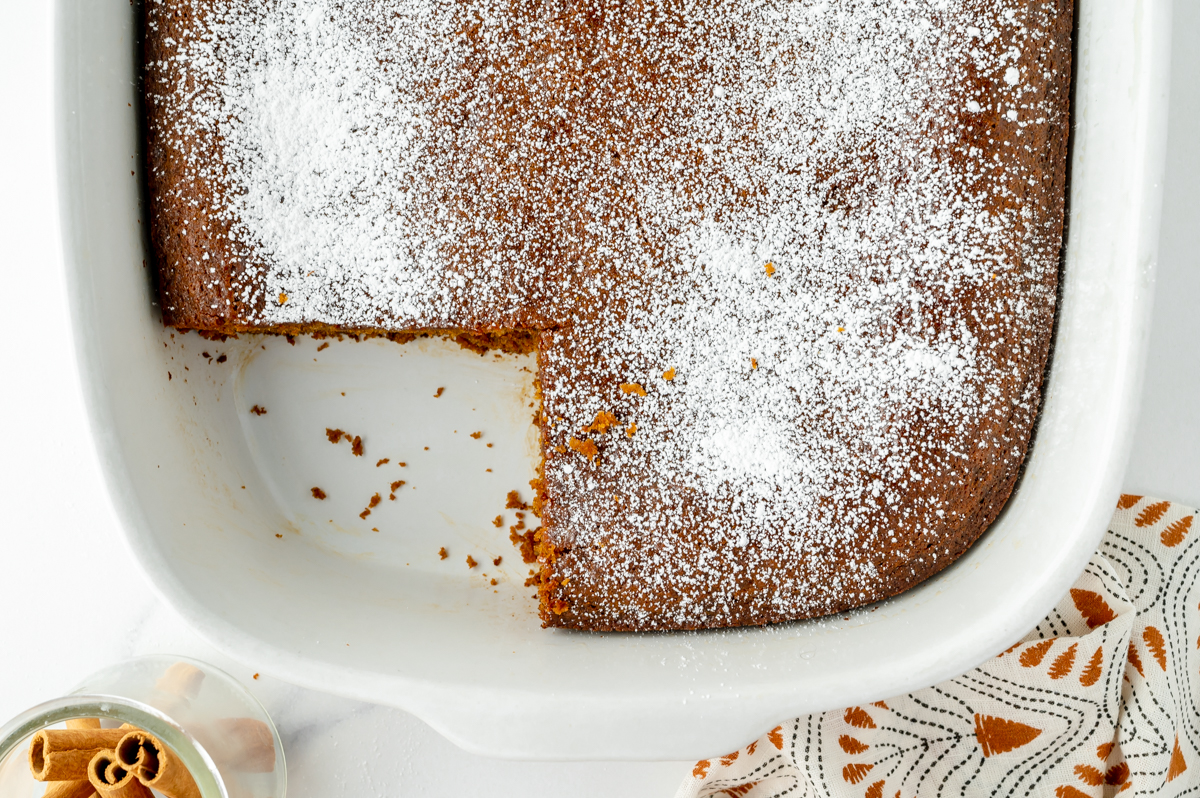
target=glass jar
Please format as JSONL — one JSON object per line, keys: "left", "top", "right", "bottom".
{"left": 0, "top": 655, "right": 285, "bottom": 797}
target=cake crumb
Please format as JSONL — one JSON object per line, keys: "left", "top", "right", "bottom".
{"left": 250, "top": 404, "right": 267, "bottom": 416}
{"left": 568, "top": 437, "right": 598, "bottom": 462}
{"left": 390, "top": 480, "right": 406, "bottom": 492}
{"left": 275, "top": 533, "right": 283, "bottom": 538}
{"left": 434, "top": 387, "right": 445, "bottom": 398}
{"left": 619, "top": 382, "right": 647, "bottom": 396}
{"left": 325, "top": 428, "right": 345, "bottom": 444}
{"left": 584, "top": 410, "right": 617, "bottom": 434}
{"left": 311, "top": 487, "right": 327, "bottom": 500}
{"left": 662, "top": 368, "right": 676, "bottom": 381}
{"left": 466, "top": 555, "right": 478, "bottom": 569}
{"left": 470, "top": 431, "right": 482, "bottom": 439}
{"left": 285, "top": 334, "right": 296, "bottom": 346}
{"left": 764, "top": 261, "right": 776, "bottom": 276}
{"left": 493, "top": 556, "right": 502, "bottom": 566}
{"left": 278, "top": 292, "right": 288, "bottom": 304}
{"left": 626, "top": 423, "right": 637, "bottom": 437}
{"left": 486, "top": 443, "right": 493, "bottom": 448}
{"left": 398, "top": 462, "right": 407, "bottom": 467}
{"left": 506, "top": 490, "right": 529, "bottom": 510}
{"left": 317, "top": 342, "right": 329, "bottom": 351}
{"left": 216, "top": 354, "right": 227, "bottom": 363}
{"left": 351, "top": 436, "right": 364, "bottom": 456}
{"left": 492, "top": 515, "right": 503, "bottom": 528}
{"left": 253, "top": 673, "right": 259, "bottom": 680}
{"left": 490, "top": 578, "right": 498, "bottom": 585}
{"left": 439, "top": 547, "right": 448, "bottom": 560}
{"left": 376, "top": 458, "right": 389, "bottom": 466}
{"left": 751, "top": 358, "right": 759, "bottom": 370}
{"left": 359, "top": 493, "right": 381, "bottom": 519}
{"left": 486, "top": 468, "right": 492, "bottom": 472}
{"left": 512, "top": 528, "right": 538, "bottom": 563}
{"left": 372, "top": 527, "right": 379, "bottom": 532}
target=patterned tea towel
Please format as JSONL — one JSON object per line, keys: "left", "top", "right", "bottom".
{"left": 677, "top": 496, "right": 1200, "bottom": 798}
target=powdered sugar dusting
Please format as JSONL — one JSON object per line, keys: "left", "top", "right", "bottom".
{"left": 211, "top": 3, "right": 451, "bottom": 320}
{"left": 145, "top": 0, "right": 1069, "bottom": 629}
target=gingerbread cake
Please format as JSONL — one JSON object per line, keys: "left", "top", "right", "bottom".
{"left": 142, "top": 0, "right": 1071, "bottom": 631}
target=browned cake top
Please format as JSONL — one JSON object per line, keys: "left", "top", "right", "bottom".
{"left": 145, "top": 0, "right": 1069, "bottom": 629}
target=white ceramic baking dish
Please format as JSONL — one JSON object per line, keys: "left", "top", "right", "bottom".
{"left": 55, "top": 0, "right": 1170, "bottom": 760}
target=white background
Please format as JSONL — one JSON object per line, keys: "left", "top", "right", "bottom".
{"left": 1, "top": 3, "right": 1196, "bottom": 796}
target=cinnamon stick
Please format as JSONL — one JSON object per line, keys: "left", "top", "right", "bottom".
{"left": 41, "top": 781, "right": 97, "bottom": 798}
{"left": 28, "top": 729, "right": 127, "bottom": 781}
{"left": 115, "top": 730, "right": 200, "bottom": 798}
{"left": 86, "top": 750, "right": 151, "bottom": 798}
{"left": 47, "top": 717, "right": 103, "bottom": 798}
{"left": 213, "top": 717, "right": 275, "bottom": 772}
{"left": 154, "top": 662, "right": 205, "bottom": 700}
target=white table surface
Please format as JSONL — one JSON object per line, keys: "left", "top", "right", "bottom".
{"left": 1, "top": 4, "right": 1196, "bottom": 796}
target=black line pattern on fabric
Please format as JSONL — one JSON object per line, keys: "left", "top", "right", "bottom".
{"left": 786, "top": 718, "right": 802, "bottom": 763}
{"left": 873, "top": 730, "right": 964, "bottom": 784}
{"left": 803, "top": 716, "right": 820, "bottom": 792}
{"left": 1098, "top": 626, "right": 1131, "bottom": 730}
{"left": 958, "top": 750, "right": 987, "bottom": 795}
{"left": 890, "top": 692, "right": 973, "bottom": 788}
{"left": 926, "top": 684, "right": 977, "bottom": 720}
{"left": 914, "top": 737, "right": 964, "bottom": 798}
{"left": 1101, "top": 533, "right": 1159, "bottom": 608}
{"left": 1123, "top": 685, "right": 1170, "bottom": 762}
{"left": 896, "top": 694, "right": 967, "bottom": 732}
{"left": 959, "top": 670, "right": 1099, "bottom": 719}
{"left": 698, "top": 757, "right": 799, "bottom": 798}
{"left": 1046, "top": 608, "right": 1072, "bottom": 639}
{"left": 1081, "top": 560, "right": 1133, "bottom": 603}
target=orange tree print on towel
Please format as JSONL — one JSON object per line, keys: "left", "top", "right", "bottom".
{"left": 676, "top": 498, "right": 1200, "bottom": 798}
